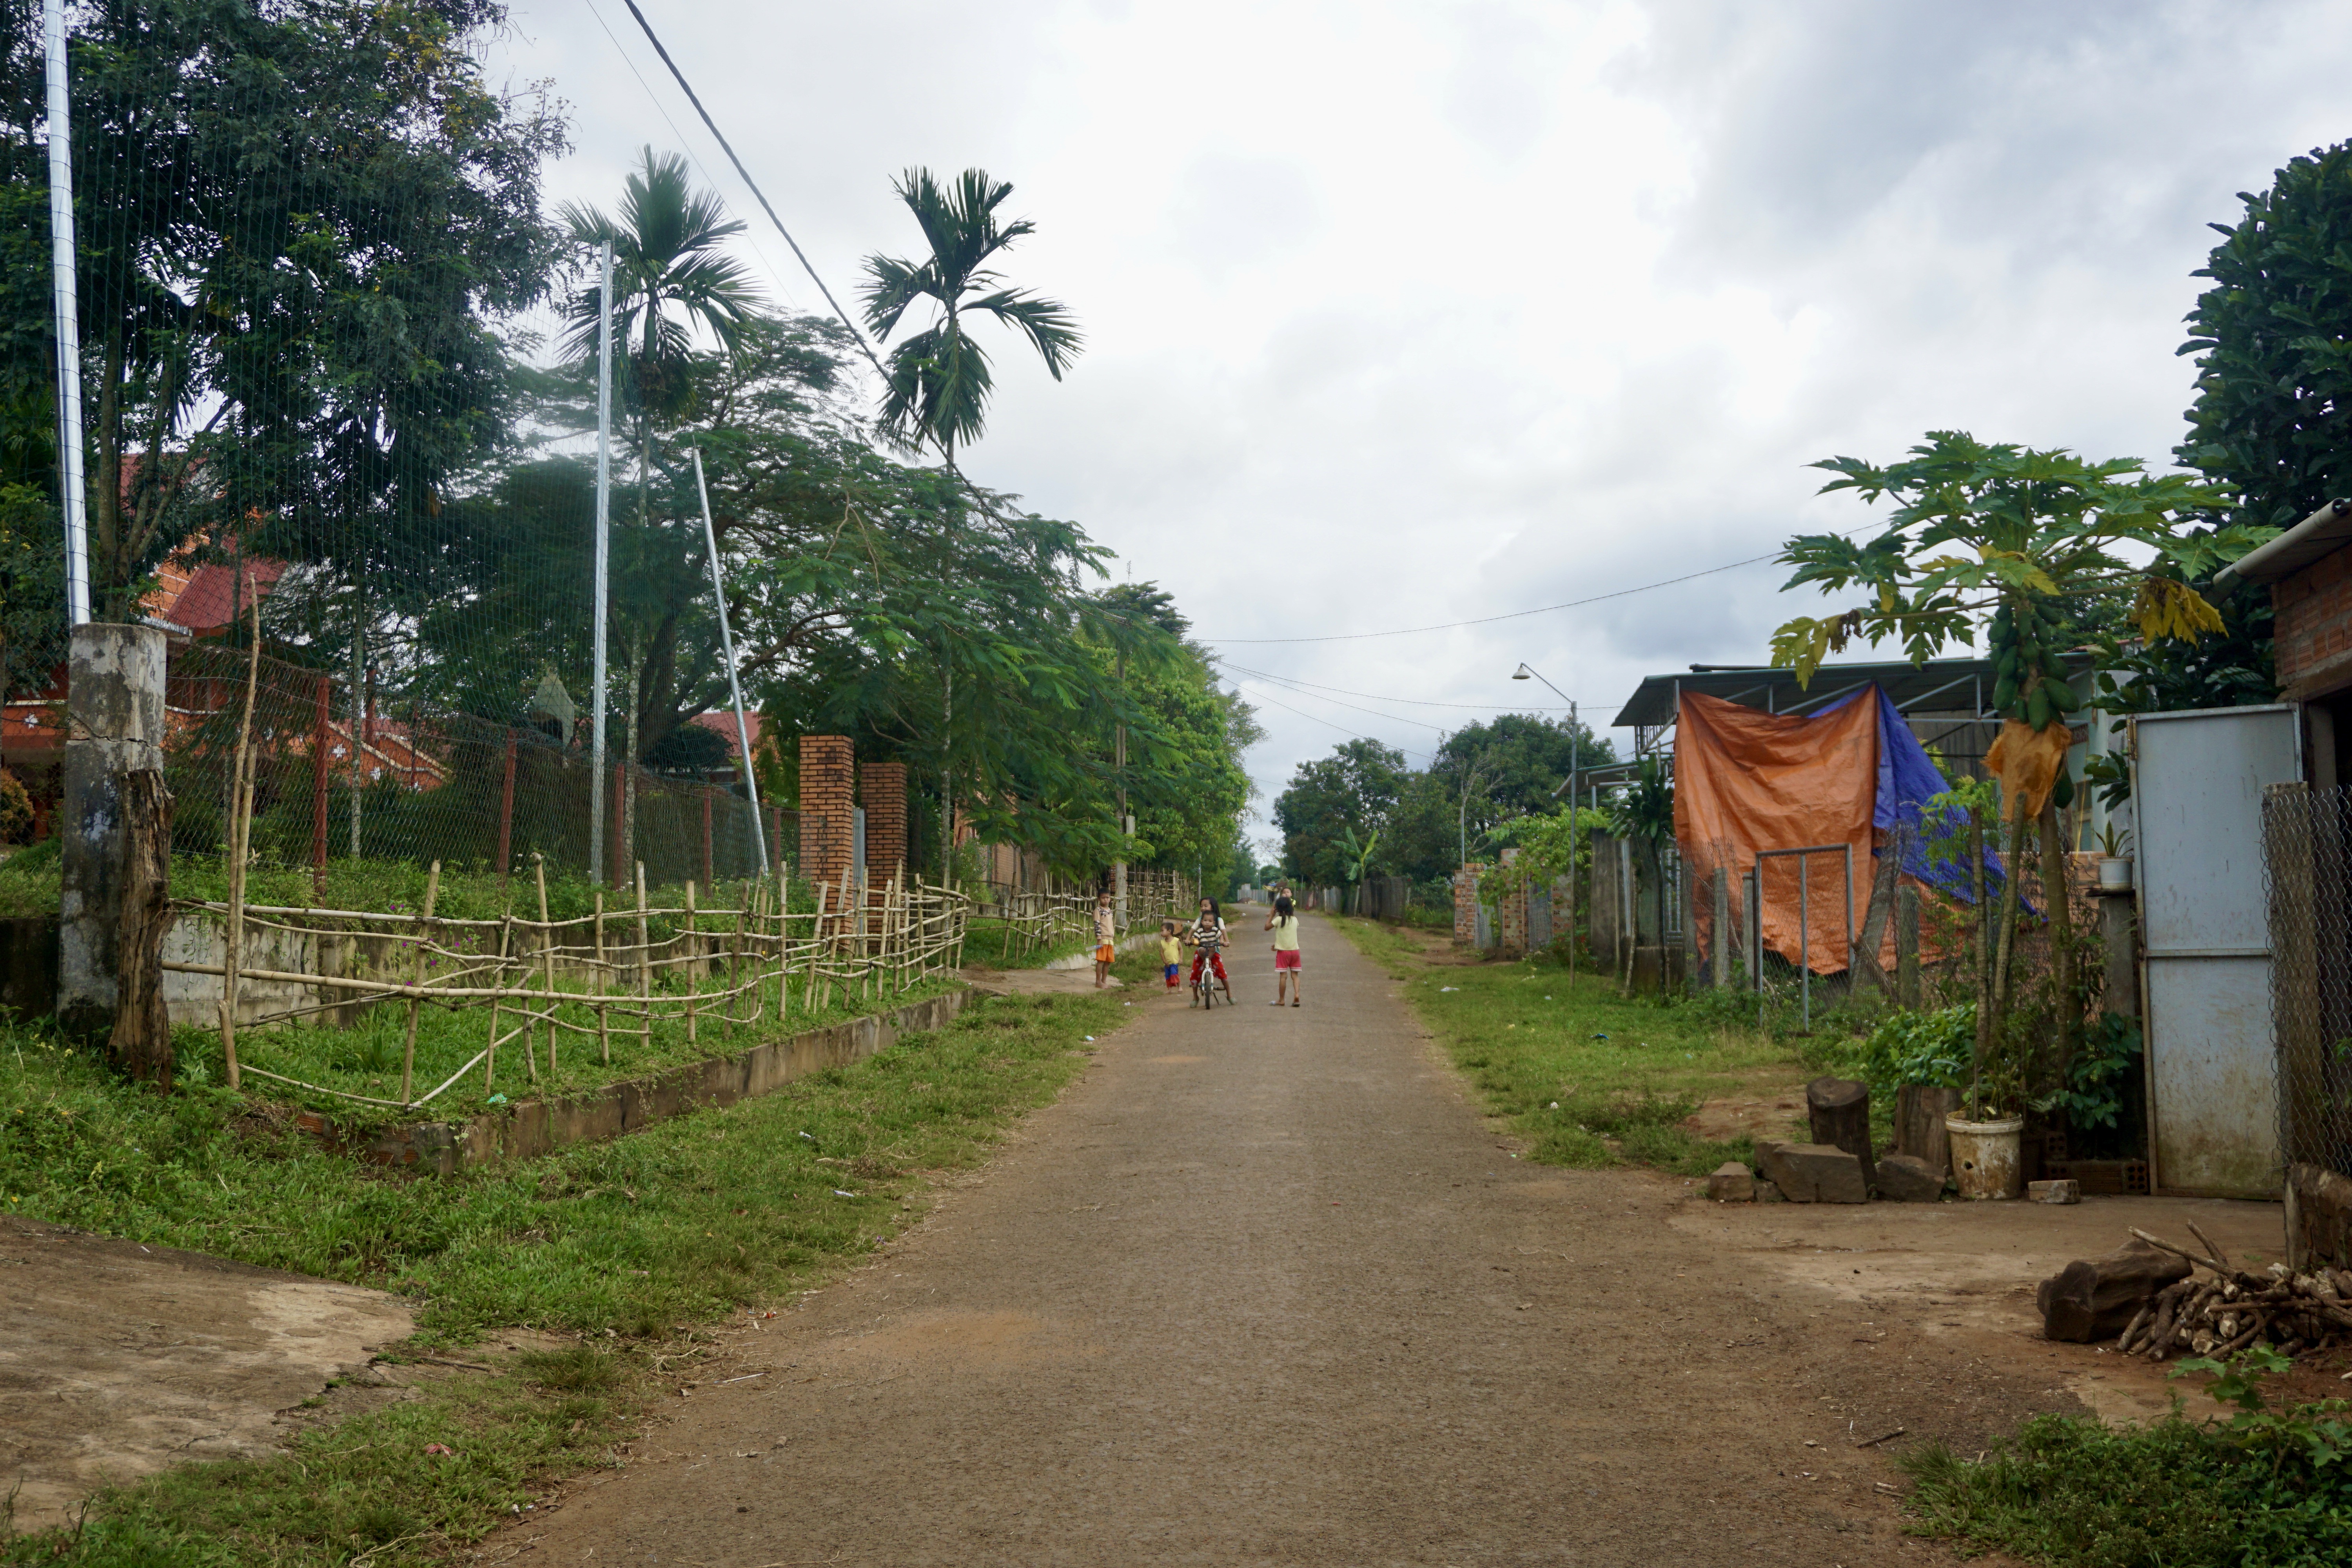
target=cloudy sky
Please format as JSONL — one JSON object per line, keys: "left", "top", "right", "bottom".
{"left": 489, "top": 0, "right": 2352, "bottom": 841}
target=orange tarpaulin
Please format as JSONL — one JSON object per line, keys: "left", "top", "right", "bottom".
{"left": 1674, "top": 690, "right": 1877, "bottom": 975}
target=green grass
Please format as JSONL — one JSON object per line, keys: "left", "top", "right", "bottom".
{"left": 1898, "top": 1404, "right": 2352, "bottom": 1566}
{"left": 1326, "top": 917, "right": 1813, "bottom": 1175}
{"left": 180, "top": 965, "right": 964, "bottom": 1125}
{"left": 0, "top": 987, "right": 1126, "bottom": 1564}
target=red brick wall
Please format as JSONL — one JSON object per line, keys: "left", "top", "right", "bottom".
{"left": 798, "top": 735, "right": 854, "bottom": 891}
{"left": 1453, "top": 865, "right": 1484, "bottom": 944}
{"left": 2274, "top": 545, "right": 2352, "bottom": 698}
{"left": 862, "top": 760, "right": 907, "bottom": 881}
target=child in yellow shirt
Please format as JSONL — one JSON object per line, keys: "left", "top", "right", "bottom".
{"left": 1160, "top": 920, "right": 1183, "bottom": 989}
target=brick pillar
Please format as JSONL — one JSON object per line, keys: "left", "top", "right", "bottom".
{"left": 862, "top": 760, "right": 907, "bottom": 880}
{"left": 798, "top": 736, "right": 854, "bottom": 893}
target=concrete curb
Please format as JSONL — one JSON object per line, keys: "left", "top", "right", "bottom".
{"left": 316, "top": 986, "right": 979, "bottom": 1176}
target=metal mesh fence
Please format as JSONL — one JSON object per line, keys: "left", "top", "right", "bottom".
{"left": 161, "top": 640, "right": 774, "bottom": 891}
{"left": 2264, "top": 784, "right": 2352, "bottom": 1183}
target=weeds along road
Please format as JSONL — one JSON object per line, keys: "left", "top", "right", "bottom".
{"left": 519, "top": 915, "right": 2005, "bottom": 1567}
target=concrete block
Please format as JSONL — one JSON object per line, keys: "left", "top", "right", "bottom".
{"left": 1758, "top": 1141, "right": 1869, "bottom": 1203}
{"left": 2029, "top": 1178, "right": 2082, "bottom": 1205}
{"left": 1876, "top": 1153, "right": 1945, "bottom": 1203}
{"left": 1706, "top": 1161, "right": 1755, "bottom": 1202}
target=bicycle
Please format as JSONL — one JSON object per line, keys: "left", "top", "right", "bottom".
{"left": 1192, "top": 949, "right": 1224, "bottom": 1009}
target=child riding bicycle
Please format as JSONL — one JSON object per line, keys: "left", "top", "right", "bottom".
{"left": 1184, "top": 897, "right": 1232, "bottom": 1000}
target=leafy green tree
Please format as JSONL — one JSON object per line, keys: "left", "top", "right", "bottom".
{"left": 860, "top": 167, "right": 1081, "bottom": 874}
{"left": 16, "top": 0, "right": 564, "bottom": 621}
{"left": 2177, "top": 141, "right": 2352, "bottom": 532}
{"left": 1273, "top": 740, "right": 1407, "bottom": 886}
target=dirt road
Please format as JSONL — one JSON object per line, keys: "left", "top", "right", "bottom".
{"left": 520, "top": 915, "right": 2068, "bottom": 1566}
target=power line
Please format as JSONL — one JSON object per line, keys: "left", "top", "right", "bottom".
{"left": 1230, "top": 683, "right": 1431, "bottom": 762}
{"left": 1217, "top": 659, "right": 1576, "bottom": 711}
{"left": 579, "top": 0, "right": 803, "bottom": 312}
{"left": 615, "top": 0, "right": 892, "bottom": 387}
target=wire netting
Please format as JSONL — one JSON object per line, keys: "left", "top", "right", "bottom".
{"left": 4, "top": 1, "right": 788, "bottom": 889}
{"left": 2264, "top": 784, "right": 2352, "bottom": 1186}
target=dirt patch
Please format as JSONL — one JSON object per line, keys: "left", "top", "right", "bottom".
{"left": 0, "top": 1215, "right": 415, "bottom": 1531}
{"left": 1684, "top": 1087, "right": 1809, "bottom": 1143}
{"left": 1667, "top": 1187, "right": 2287, "bottom": 1425}
{"left": 962, "top": 965, "right": 1128, "bottom": 998}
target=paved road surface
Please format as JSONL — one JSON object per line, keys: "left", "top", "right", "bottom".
{"left": 523, "top": 914, "right": 2002, "bottom": 1566}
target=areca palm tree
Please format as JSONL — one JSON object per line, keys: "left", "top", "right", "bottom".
{"left": 860, "top": 167, "right": 1082, "bottom": 875}
{"left": 860, "top": 168, "right": 1082, "bottom": 475}
{"left": 559, "top": 148, "right": 761, "bottom": 869}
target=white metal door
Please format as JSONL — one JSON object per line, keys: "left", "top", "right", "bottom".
{"left": 2132, "top": 705, "right": 2300, "bottom": 1197}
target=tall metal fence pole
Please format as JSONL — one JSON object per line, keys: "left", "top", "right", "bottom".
{"left": 689, "top": 447, "right": 767, "bottom": 877}
{"left": 589, "top": 237, "right": 613, "bottom": 884}
{"left": 44, "top": 0, "right": 90, "bottom": 628}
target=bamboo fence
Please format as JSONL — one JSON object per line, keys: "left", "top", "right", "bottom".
{"left": 162, "top": 861, "right": 972, "bottom": 1112}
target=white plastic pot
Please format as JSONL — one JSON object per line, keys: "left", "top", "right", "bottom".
{"left": 1945, "top": 1113, "right": 2025, "bottom": 1200}
{"left": 2097, "top": 857, "right": 2134, "bottom": 892}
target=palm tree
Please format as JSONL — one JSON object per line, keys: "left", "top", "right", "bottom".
{"left": 860, "top": 167, "right": 1082, "bottom": 875}
{"left": 560, "top": 148, "right": 762, "bottom": 871}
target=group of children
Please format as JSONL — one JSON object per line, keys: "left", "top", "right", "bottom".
{"left": 1088, "top": 886, "right": 1307, "bottom": 1006}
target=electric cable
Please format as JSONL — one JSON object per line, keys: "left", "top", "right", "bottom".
{"left": 1216, "top": 659, "right": 1575, "bottom": 711}
{"left": 1230, "top": 683, "right": 1432, "bottom": 762}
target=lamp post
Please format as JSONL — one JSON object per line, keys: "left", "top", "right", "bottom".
{"left": 1512, "top": 663, "right": 1579, "bottom": 980}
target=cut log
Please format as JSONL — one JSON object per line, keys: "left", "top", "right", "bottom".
{"left": 1757, "top": 1141, "right": 1869, "bottom": 1203}
{"left": 1806, "top": 1077, "right": 1872, "bottom": 1164}
{"left": 1895, "top": 1085, "right": 1962, "bottom": 1177}
{"left": 2036, "top": 1238, "right": 2193, "bottom": 1343}
{"left": 105, "top": 768, "right": 174, "bottom": 1086}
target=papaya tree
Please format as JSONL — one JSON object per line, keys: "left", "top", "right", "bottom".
{"left": 1768, "top": 432, "right": 2270, "bottom": 1100}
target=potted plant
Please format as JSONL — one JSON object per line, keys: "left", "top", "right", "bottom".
{"left": 2094, "top": 819, "right": 2133, "bottom": 892}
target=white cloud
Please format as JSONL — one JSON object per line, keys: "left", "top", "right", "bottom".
{"left": 492, "top": 0, "right": 2352, "bottom": 809}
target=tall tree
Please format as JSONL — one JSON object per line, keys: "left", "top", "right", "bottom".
{"left": 8, "top": 0, "right": 565, "bottom": 622}
{"left": 859, "top": 167, "right": 1081, "bottom": 876}
{"left": 2177, "top": 140, "right": 2352, "bottom": 534}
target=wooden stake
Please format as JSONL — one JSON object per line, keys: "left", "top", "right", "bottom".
{"left": 221, "top": 572, "right": 263, "bottom": 1092}
{"left": 401, "top": 860, "right": 440, "bottom": 1104}
{"left": 685, "top": 878, "right": 699, "bottom": 1046}
{"left": 594, "top": 890, "right": 610, "bottom": 1064}
{"left": 729, "top": 883, "right": 744, "bottom": 1035}
{"left": 634, "top": 862, "right": 652, "bottom": 1043}
{"left": 534, "top": 855, "right": 557, "bottom": 1078}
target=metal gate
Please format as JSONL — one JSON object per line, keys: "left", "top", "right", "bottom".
{"left": 2132, "top": 704, "right": 2300, "bottom": 1197}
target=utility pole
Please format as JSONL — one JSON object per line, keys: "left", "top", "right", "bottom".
{"left": 44, "top": 0, "right": 88, "bottom": 627}
{"left": 1112, "top": 644, "right": 1128, "bottom": 932}
{"left": 588, "top": 238, "right": 613, "bottom": 883}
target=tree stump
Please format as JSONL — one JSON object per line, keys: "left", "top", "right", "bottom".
{"left": 2036, "top": 1238, "right": 2192, "bottom": 1342}
{"left": 1806, "top": 1076, "right": 1872, "bottom": 1163}
{"left": 106, "top": 768, "right": 174, "bottom": 1085}
{"left": 1896, "top": 1084, "right": 1963, "bottom": 1177}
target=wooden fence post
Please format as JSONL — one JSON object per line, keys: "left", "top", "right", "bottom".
{"left": 701, "top": 789, "right": 714, "bottom": 887}
{"left": 495, "top": 731, "right": 517, "bottom": 882}
{"left": 311, "top": 674, "right": 331, "bottom": 897}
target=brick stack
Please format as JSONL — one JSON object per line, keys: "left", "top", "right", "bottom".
{"left": 798, "top": 735, "right": 855, "bottom": 893}
{"left": 862, "top": 761, "right": 907, "bottom": 881}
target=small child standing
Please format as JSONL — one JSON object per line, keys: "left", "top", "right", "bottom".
{"left": 1160, "top": 920, "right": 1183, "bottom": 989}
{"left": 1092, "top": 891, "right": 1117, "bottom": 989}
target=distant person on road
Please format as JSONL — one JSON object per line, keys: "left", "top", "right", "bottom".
{"left": 1185, "top": 897, "right": 1231, "bottom": 1000}
{"left": 1159, "top": 919, "right": 1183, "bottom": 989}
{"left": 1093, "top": 891, "right": 1117, "bottom": 989}
{"left": 1266, "top": 894, "right": 1303, "bottom": 1007}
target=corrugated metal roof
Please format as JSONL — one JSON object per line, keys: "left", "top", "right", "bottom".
{"left": 1609, "top": 653, "right": 2089, "bottom": 728}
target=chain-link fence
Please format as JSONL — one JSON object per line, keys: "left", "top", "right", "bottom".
{"left": 160, "top": 640, "right": 773, "bottom": 893}
{"left": 2262, "top": 782, "right": 2352, "bottom": 1267}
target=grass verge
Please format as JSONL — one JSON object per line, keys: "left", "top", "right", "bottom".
{"left": 1896, "top": 1367, "right": 2352, "bottom": 1567}
{"left": 1324, "top": 916, "right": 1813, "bottom": 1175}
{"left": 0, "top": 987, "right": 1127, "bottom": 1564}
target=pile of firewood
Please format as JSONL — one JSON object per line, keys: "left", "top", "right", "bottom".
{"left": 2116, "top": 1224, "right": 2352, "bottom": 1361}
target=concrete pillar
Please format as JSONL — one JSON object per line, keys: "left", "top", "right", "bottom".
{"left": 59, "top": 623, "right": 167, "bottom": 1043}
{"left": 2098, "top": 889, "right": 2138, "bottom": 1018}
